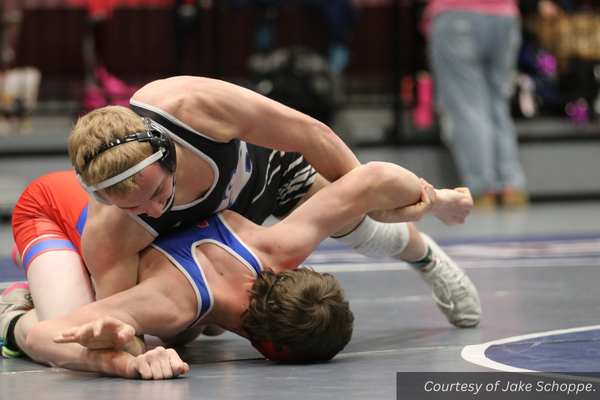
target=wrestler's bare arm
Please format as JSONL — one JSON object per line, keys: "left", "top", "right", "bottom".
{"left": 253, "top": 162, "right": 472, "bottom": 267}
{"left": 33, "top": 314, "right": 187, "bottom": 380}
{"left": 82, "top": 199, "right": 155, "bottom": 300}
{"left": 27, "top": 301, "right": 187, "bottom": 379}
{"left": 27, "top": 250, "right": 196, "bottom": 378}
{"left": 133, "top": 76, "right": 360, "bottom": 183}
{"left": 250, "top": 162, "right": 427, "bottom": 269}
{"left": 55, "top": 316, "right": 139, "bottom": 351}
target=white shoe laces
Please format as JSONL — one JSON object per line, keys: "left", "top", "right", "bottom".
{"left": 425, "top": 260, "right": 467, "bottom": 311}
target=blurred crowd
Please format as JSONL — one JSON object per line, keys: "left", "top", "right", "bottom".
{"left": 2, "top": 0, "right": 600, "bottom": 203}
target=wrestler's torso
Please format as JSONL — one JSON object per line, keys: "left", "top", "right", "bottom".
{"left": 150, "top": 212, "right": 264, "bottom": 328}
{"left": 130, "top": 100, "right": 282, "bottom": 236}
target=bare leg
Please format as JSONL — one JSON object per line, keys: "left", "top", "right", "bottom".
{"left": 14, "top": 251, "right": 95, "bottom": 363}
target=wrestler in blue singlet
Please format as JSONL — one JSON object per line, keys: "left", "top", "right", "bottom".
{"left": 150, "top": 213, "right": 264, "bottom": 328}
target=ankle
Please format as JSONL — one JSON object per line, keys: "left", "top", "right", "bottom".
{"left": 4, "top": 313, "right": 24, "bottom": 355}
{"left": 406, "top": 245, "right": 434, "bottom": 270}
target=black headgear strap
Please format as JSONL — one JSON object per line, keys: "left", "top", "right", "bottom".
{"left": 83, "top": 117, "right": 176, "bottom": 173}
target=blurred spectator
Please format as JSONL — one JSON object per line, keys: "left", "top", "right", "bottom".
{"left": 0, "top": 1, "right": 41, "bottom": 135}
{"left": 65, "top": 0, "right": 154, "bottom": 111}
{"left": 522, "top": 1, "right": 600, "bottom": 121}
{"left": 224, "top": 0, "right": 360, "bottom": 73}
{"left": 421, "top": 0, "right": 552, "bottom": 208}
{"left": 190, "top": 0, "right": 360, "bottom": 123}
{"left": 517, "top": 0, "right": 564, "bottom": 119}
{"left": 535, "top": 0, "right": 565, "bottom": 19}
{"left": 0, "top": 0, "right": 22, "bottom": 72}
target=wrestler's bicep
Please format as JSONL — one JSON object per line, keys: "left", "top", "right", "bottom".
{"left": 81, "top": 208, "right": 153, "bottom": 299}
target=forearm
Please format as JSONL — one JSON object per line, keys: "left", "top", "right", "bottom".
{"left": 247, "top": 108, "right": 360, "bottom": 182}
{"left": 304, "top": 162, "right": 423, "bottom": 229}
{"left": 306, "top": 162, "right": 424, "bottom": 227}
{"left": 285, "top": 162, "right": 422, "bottom": 232}
{"left": 60, "top": 347, "right": 134, "bottom": 378}
{"left": 27, "top": 317, "right": 134, "bottom": 377}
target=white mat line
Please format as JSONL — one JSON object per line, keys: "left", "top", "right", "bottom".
{"left": 461, "top": 325, "right": 600, "bottom": 376}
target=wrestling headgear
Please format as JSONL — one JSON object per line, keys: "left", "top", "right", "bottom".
{"left": 76, "top": 117, "right": 177, "bottom": 212}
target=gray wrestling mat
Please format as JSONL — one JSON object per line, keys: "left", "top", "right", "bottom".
{"left": 1, "top": 202, "right": 600, "bottom": 399}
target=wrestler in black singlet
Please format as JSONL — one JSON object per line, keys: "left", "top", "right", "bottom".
{"left": 129, "top": 100, "right": 317, "bottom": 237}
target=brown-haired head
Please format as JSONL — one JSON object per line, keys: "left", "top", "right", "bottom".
{"left": 243, "top": 268, "right": 354, "bottom": 364}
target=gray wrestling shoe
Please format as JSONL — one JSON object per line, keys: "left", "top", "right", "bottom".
{"left": 0, "top": 283, "right": 33, "bottom": 358}
{"left": 417, "top": 233, "right": 481, "bottom": 328}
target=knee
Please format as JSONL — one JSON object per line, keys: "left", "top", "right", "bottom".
{"left": 361, "top": 162, "right": 421, "bottom": 205}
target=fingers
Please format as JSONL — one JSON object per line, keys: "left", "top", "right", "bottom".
{"left": 93, "top": 318, "right": 108, "bottom": 338}
{"left": 53, "top": 335, "right": 77, "bottom": 344}
{"left": 453, "top": 187, "right": 472, "bottom": 197}
{"left": 54, "top": 326, "right": 80, "bottom": 343}
{"left": 130, "top": 347, "right": 189, "bottom": 380}
{"left": 93, "top": 317, "right": 135, "bottom": 344}
{"left": 420, "top": 178, "right": 434, "bottom": 190}
{"left": 54, "top": 322, "right": 96, "bottom": 344}
{"left": 53, "top": 317, "right": 136, "bottom": 348}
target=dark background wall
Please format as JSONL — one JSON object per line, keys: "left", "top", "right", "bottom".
{"left": 15, "top": 2, "right": 416, "bottom": 103}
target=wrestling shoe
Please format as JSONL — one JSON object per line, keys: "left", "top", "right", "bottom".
{"left": 417, "top": 234, "right": 481, "bottom": 328}
{"left": 0, "top": 283, "right": 33, "bottom": 358}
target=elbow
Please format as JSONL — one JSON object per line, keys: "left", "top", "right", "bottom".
{"left": 26, "top": 322, "right": 57, "bottom": 366}
{"left": 141, "top": 298, "right": 196, "bottom": 337}
{"left": 26, "top": 323, "right": 46, "bottom": 354}
{"left": 161, "top": 302, "right": 197, "bottom": 335}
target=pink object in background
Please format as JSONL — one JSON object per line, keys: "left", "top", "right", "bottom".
{"left": 11, "top": 243, "right": 22, "bottom": 270}
{"left": 83, "top": 66, "right": 140, "bottom": 111}
{"left": 63, "top": 0, "right": 175, "bottom": 18}
{"left": 565, "top": 98, "right": 589, "bottom": 124}
{"left": 412, "top": 71, "right": 434, "bottom": 129}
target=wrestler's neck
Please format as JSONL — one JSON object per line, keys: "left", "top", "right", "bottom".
{"left": 172, "top": 143, "right": 215, "bottom": 205}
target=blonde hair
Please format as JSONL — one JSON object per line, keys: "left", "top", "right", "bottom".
{"left": 243, "top": 268, "right": 354, "bottom": 363}
{"left": 69, "top": 106, "right": 152, "bottom": 197}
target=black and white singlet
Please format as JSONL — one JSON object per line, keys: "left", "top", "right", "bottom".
{"left": 129, "top": 100, "right": 317, "bottom": 237}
